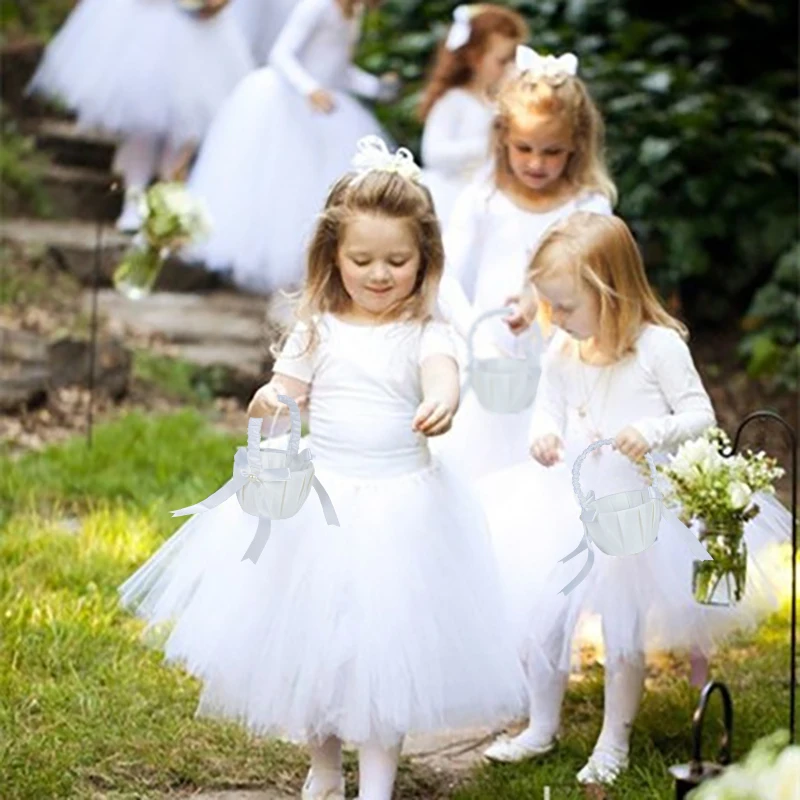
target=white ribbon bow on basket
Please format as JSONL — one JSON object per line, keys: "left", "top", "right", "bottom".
{"left": 351, "top": 135, "right": 422, "bottom": 183}
{"left": 515, "top": 45, "right": 579, "bottom": 79}
{"left": 170, "top": 395, "right": 339, "bottom": 564}
{"left": 558, "top": 438, "right": 713, "bottom": 595}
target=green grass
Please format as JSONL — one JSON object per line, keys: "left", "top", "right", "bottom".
{"left": 0, "top": 411, "right": 793, "bottom": 799}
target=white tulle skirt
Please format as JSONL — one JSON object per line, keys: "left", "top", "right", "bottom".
{"left": 119, "top": 451, "right": 525, "bottom": 746}
{"left": 229, "top": 0, "right": 296, "bottom": 64}
{"left": 28, "top": 0, "right": 254, "bottom": 146}
{"left": 478, "top": 440, "right": 793, "bottom": 675}
{"left": 185, "top": 67, "right": 388, "bottom": 294}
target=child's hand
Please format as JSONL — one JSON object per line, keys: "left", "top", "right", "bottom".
{"left": 503, "top": 291, "right": 538, "bottom": 336}
{"left": 412, "top": 398, "right": 455, "bottom": 437}
{"left": 614, "top": 426, "right": 650, "bottom": 462}
{"left": 530, "top": 434, "right": 562, "bottom": 466}
{"left": 247, "top": 382, "right": 308, "bottom": 419}
{"left": 308, "top": 89, "right": 335, "bottom": 113}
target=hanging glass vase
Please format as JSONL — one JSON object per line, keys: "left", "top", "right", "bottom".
{"left": 113, "top": 236, "right": 169, "bottom": 300}
{"left": 692, "top": 519, "right": 747, "bottom": 606}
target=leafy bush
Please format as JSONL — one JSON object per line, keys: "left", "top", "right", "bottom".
{"left": 739, "top": 243, "right": 799, "bottom": 392}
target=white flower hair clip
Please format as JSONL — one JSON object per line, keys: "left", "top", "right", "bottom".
{"left": 515, "top": 45, "right": 579, "bottom": 79}
{"left": 445, "top": 5, "right": 474, "bottom": 51}
{"left": 351, "top": 135, "right": 422, "bottom": 183}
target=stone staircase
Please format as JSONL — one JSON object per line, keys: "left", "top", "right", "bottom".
{"left": 1, "top": 38, "right": 285, "bottom": 405}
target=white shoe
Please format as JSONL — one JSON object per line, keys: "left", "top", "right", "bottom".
{"left": 576, "top": 747, "right": 629, "bottom": 785}
{"left": 483, "top": 731, "right": 556, "bottom": 763}
{"left": 301, "top": 768, "right": 345, "bottom": 800}
{"left": 116, "top": 191, "right": 143, "bottom": 233}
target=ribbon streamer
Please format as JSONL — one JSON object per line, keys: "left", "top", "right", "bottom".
{"left": 445, "top": 5, "right": 472, "bottom": 51}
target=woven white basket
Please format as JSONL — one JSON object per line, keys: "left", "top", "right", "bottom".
{"left": 237, "top": 396, "right": 315, "bottom": 520}
{"left": 466, "top": 307, "right": 543, "bottom": 414}
{"left": 573, "top": 438, "right": 663, "bottom": 557}
{"left": 171, "top": 394, "right": 339, "bottom": 564}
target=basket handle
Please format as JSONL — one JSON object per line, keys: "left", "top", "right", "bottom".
{"left": 246, "top": 394, "right": 302, "bottom": 474}
{"left": 571, "top": 438, "right": 659, "bottom": 508}
{"left": 466, "top": 306, "right": 543, "bottom": 364}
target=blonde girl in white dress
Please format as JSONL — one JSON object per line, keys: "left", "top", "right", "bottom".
{"left": 435, "top": 46, "right": 616, "bottom": 482}
{"left": 120, "top": 139, "right": 524, "bottom": 800}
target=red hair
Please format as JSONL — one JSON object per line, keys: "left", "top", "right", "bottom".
{"left": 419, "top": 5, "right": 529, "bottom": 120}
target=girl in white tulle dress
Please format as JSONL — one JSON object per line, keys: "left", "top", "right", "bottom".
{"left": 434, "top": 46, "right": 616, "bottom": 482}
{"left": 480, "top": 213, "right": 792, "bottom": 786}
{"left": 187, "top": 0, "right": 398, "bottom": 295}
{"left": 119, "top": 140, "right": 524, "bottom": 800}
{"left": 418, "top": 4, "right": 527, "bottom": 227}
{"left": 27, "top": 0, "right": 254, "bottom": 232}
{"left": 230, "top": 0, "right": 296, "bottom": 63}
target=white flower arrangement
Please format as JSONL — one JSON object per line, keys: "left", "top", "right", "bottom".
{"left": 656, "top": 427, "right": 784, "bottom": 604}
{"left": 658, "top": 427, "right": 784, "bottom": 528}
{"left": 690, "top": 730, "right": 799, "bottom": 800}
{"left": 113, "top": 182, "right": 212, "bottom": 300}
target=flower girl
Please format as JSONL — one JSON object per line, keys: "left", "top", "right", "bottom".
{"left": 187, "top": 0, "right": 398, "bottom": 294}
{"left": 28, "top": 0, "right": 254, "bottom": 231}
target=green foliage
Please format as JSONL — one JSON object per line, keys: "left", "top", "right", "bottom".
{"left": 361, "top": 0, "right": 798, "bottom": 328}
{"left": 0, "top": 0, "right": 75, "bottom": 41}
{"left": 739, "top": 243, "right": 800, "bottom": 391}
{"left": 0, "top": 103, "right": 50, "bottom": 215}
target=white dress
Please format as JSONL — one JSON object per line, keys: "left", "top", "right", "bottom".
{"left": 433, "top": 183, "right": 613, "bottom": 481}
{"left": 119, "top": 315, "right": 525, "bottom": 747}
{"left": 420, "top": 88, "right": 495, "bottom": 227}
{"left": 186, "top": 0, "right": 388, "bottom": 294}
{"left": 230, "top": 0, "right": 296, "bottom": 64}
{"left": 479, "top": 325, "right": 792, "bottom": 671}
{"left": 27, "top": 0, "right": 254, "bottom": 147}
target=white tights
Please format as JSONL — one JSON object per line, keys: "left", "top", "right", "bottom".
{"left": 521, "top": 616, "right": 647, "bottom": 756}
{"left": 308, "top": 736, "right": 403, "bottom": 800}
{"left": 112, "top": 133, "right": 191, "bottom": 192}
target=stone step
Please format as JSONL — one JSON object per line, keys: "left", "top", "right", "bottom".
{"left": 0, "top": 37, "right": 49, "bottom": 118}
{"left": 81, "top": 289, "right": 273, "bottom": 402}
{"left": 36, "top": 162, "right": 122, "bottom": 222}
{"left": 25, "top": 117, "right": 117, "bottom": 172}
{"left": 0, "top": 217, "right": 223, "bottom": 292}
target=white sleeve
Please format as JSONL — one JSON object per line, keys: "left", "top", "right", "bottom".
{"left": 345, "top": 65, "right": 382, "bottom": 99}
{"left": 267, "top": 0, "right": 327, "bottom": 97}
{"left": 419, "top": 320, "right": 458, "bottom": 364}
{"left": 271, "top": 321, "right": 316, "bottom": 383}
{"left": 630, "top": 327, "right": 716, "bottom": 452}
{"left": 421, "top": 92, "right": 490, "bottom": 174}
{"left": 576, "top": 191, "right": 613, "bottom": 215}
{"left": 528, "top": 335, "right": 568, "bottom": 441}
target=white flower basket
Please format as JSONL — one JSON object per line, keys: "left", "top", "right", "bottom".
{"left": 237, "top": 396, "right": 315, "bottom": 520}
{"left": 466, "top": 307, "right": 543, "bottom": 414}
{"left": 170, "top": 394, "right": 339, "bottom": 564}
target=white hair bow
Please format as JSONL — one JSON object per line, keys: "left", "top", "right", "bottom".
{"left": 516, "top": 45, "right": 579, "bottom": 78}
{"left": 445, "top": 5, "right": 473, "bottom": 51}
{"left": 351, "top": 136, "right": 422, "bottom": 183}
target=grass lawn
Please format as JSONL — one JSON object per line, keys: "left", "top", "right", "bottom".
{"left": 1, "top": 411, "right": 794, "bottom": 799}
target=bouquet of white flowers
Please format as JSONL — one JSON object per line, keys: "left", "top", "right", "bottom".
{"left": 113, "top": 182, "right": 211, "bottom": 300}
{"left": 657, "top": 427, "right": 784, "bottom": 605}
{"left": 689, "top": 730, "right": 799, "bottom": 799}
